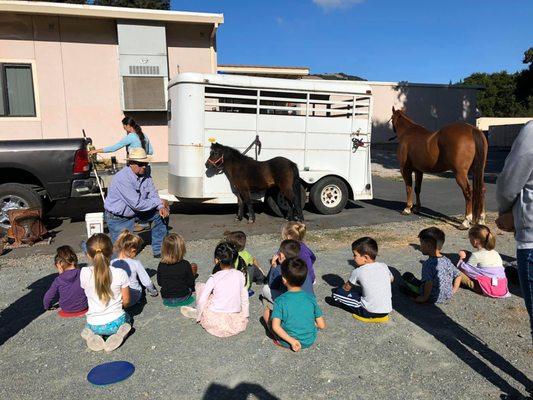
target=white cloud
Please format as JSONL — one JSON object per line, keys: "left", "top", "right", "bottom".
{"left": 313, "top": 0, "right": 365, "bottom": 10}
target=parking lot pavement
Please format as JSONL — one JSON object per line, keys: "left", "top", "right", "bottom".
{"left": 1, "top": 174, "right": 499, "bottom": 260}
{"left": 0, "top": 216, "right": 530, "bottom": 399}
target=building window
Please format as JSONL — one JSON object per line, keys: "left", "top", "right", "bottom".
{"left": 0, "top": 63, "right": 36, "bottom": 117}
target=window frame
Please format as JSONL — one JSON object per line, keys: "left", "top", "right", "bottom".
{"left": 0, "top": 61, "right": 38, "bottom": 119}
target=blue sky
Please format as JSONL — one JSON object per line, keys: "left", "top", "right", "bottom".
{"left": 171, "top": 0, "right": 533, "bottom": 83}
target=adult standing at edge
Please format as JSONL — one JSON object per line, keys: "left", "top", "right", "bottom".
{"left": 496, "top": 121, "right": 533, "bottom": 340}
{"left": 89, "top": 117, "right": 154, "bottom": 157}
{"left": 104, "top": 148, "right": 169, "bottom": 258}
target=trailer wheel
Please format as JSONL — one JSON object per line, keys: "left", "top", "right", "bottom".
{"left": 0, "top": 183, "right": 43, "bottom": 231}
{"left": 265, "top": 184, "right": 306, "bottom": 218}
{"left": 310, "top": 177, "right": 348, "bottom": 215}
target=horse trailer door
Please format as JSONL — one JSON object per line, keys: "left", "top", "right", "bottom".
{"left": 348, "top": 94, "right": 373, "bottom": 200}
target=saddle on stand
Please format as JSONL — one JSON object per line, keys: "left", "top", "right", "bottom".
{"left": 7, "top": 208, "right": 48, "bottom": 247}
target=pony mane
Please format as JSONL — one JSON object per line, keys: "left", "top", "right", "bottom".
{"left": 217, "top": 143, "right": 255, "bottom": 162}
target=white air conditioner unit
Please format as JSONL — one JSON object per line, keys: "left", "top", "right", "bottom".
{"left": 117, "top": 21, "right": 168, "bottom": 111}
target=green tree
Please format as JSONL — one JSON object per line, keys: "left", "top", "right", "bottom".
{"left": 93, "top": 0, "right": 170, "bottom": 9}
{"left": 458, "top": 48, "right": 533, "bottom": 117}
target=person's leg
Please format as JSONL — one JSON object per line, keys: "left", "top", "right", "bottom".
{"left": 517, "top": 248, "right": 533, "bottom": 339}
{"left": 331, "top": 286, "right": 363, "bottom": 313}
{"left": 105, "top": 212, "right": 135, "bottom": 244}
{"left": 459, "top": 272, "right": 483, "bottom": 294}
{"left": 402, "top": 272, "right": 423, "bottom": 296}
{"left": 139, "top": 210, "right": 167, "bottom": 256}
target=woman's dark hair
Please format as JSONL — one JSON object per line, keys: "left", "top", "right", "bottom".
{"left": 122, "top": 116, "right": 147, "bottom": 152}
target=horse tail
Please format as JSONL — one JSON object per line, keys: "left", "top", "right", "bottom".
{"left": 471, "top": 126, "right": 487, "bottom": 223}
{"left": 291, "top": 162, "right": 304, "bottom": 219}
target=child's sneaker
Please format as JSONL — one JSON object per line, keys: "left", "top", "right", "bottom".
{"left": 103, "top": 323, "right": 132, "bottom": 353}
{"left": 81, "top": 328, "right": 105, "bottom": 352}
{"left": 180, "top": 306, "right": 197, "bottom": 319}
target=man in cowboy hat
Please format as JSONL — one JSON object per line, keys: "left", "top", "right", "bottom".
{"left": 104, "top": 148, "right": 169, "bottom": 257}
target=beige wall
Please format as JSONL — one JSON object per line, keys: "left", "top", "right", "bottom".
{"left": 370, "top": 83, "right": 478, "bottom": 143}
{"left": 0, "top": 13, "right": 215, "bottom": 162}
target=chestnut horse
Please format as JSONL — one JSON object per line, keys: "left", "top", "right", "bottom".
{"left": 390, "top": 107, "right": 487, "bottom": 229}
{"left": 205, "top": 142, "right": 304, "bottom": 223}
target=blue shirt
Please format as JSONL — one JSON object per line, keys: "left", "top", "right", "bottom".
{"left": 421, "top": 256, "right": 460, "bottom": 303}
{"left": 103, "top": 133, "right": 154, "bottom": 155}
{"left": 272, "top": 290, "right": 323, "bottom": 349}
{"left": 104, "top": 166, "right": 162, "bottom": 217}
{"left": 268, "top": 261, "right": 314, "bottom": 300}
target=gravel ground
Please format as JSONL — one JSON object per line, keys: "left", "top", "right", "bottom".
{"left": 0, "top": 214, "right": 531, "bottom": 400}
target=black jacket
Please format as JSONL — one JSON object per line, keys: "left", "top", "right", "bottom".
{"left": 157, "top": 260, "right": 196, "bottom": 298}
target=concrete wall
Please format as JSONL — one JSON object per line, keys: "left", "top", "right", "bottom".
{"left": 0, "top": 13, "right": 215, "bottom": 162}
{"left": 476, "top": 117, "right": 533, "bottom": 132}
{"left": 369, "top": 82, "right": 478, "bottom": 143}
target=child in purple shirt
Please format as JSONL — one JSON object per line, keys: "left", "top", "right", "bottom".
{"left": 43, "top": 246, "right": 88, "bottom": 313}
{"left": 282, "top": 222, "right": 317, "bottom": 283}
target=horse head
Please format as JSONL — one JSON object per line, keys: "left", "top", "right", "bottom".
{"left": 205, "top": 142, "right": 225, "bottom": 170}
{"left": 389, "top": 107, "right": 411, "bottom": 141}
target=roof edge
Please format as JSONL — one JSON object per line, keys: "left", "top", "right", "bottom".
{"left": 0, "top": 0, "right": 224, "bottom": 24}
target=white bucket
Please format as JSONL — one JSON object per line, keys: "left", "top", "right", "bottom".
{"left": 85, "top": 212, "right": 104, "bottom": 238}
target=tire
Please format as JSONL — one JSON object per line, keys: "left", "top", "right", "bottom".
{"left": 309, "top": 176, "right": 349, "bottom": 215}
{"left": 0, "top": 183, "right": 43, "bottom": 231}
{"left": 264, "top": 184, "right": 306, "bottom": 218}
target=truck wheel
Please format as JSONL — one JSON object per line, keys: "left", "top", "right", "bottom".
{"left": 0, "top": 183, "right": 43, "bottom": 231}
{"left": 310, "top": 177, "right": 348, "bottom": 215}
{"left": 265, "top": 184, "right": 306, "bottom": 218}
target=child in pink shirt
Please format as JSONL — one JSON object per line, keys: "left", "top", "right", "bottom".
{"left": 181, "top": 241, "right": 249, "bottom": 337}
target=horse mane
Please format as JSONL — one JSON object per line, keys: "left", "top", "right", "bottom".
{"left": 397, "top": 111, "right": 431, "bottom": 134}
{"left": 218, "top": 143, "right": 255, "bottom": 162}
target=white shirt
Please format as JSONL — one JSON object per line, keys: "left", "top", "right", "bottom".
{"left": 467, "top": 249, "right": 503, "bottom": 268}
{"left": 80, "top": 266, "right": 129, "bottom": 325}
{"left": 349, "top": 262, "right": 392, "bottom": 314}
{"left": 111, "top": 258, "right": 155, "bottom": 293}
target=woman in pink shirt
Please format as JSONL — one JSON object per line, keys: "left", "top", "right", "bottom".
{"left": 181, "top": 242, "right": 249, "bottom": 337}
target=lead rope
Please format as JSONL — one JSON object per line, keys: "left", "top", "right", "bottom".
{"left": 242, "top": 135, "right": 262, "bottom": 160}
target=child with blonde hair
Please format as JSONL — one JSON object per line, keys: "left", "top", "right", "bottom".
{"left": 181, "top": 241, "right": 249, "bottom": 337}
{"left": 112, "top": 230, "right": 158, "bottom": 306}
{"left": 282, "top": 222, "right": 316, "bottom": 283}
{"left": 80, "top": 234, "right": 131, "bottom": 352}
{"left": 43, "top": 246, "right": 87, "bottom": 313}
{"left": 456, "top": 225, "right": 509, "bottom": 298}
{"left": 157, "top": 233, "right": 198, "bottom": 307}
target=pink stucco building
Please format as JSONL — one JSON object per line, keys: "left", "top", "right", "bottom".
{"left": 0, "top": 1, "right": 223, "bottom": 162}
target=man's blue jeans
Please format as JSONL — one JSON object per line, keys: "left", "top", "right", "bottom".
{"left": 517, "top": 248, "right": 533, "bottom": 339}
{"left": 105, "top": 210, "right": 167, "bottom": 255}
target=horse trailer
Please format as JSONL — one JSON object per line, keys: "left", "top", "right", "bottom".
{"left": 162, "top": 73, "right": 373, "bottom": 215}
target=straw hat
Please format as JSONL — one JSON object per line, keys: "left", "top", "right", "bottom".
{"left": 125, "top": 148, "right": 151, "bottom": 163}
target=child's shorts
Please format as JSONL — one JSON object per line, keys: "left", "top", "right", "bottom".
{"left": 401, "top": 272, "right": 423, "bottom": 296}
{"left": 331, "top": 287, "right": 389, "bottom": 319}
{"left": 87, "top": 313, "right": 130, "bottom": 336}
{"left": 163, "top": 294, "right": 195, "bottom": 307}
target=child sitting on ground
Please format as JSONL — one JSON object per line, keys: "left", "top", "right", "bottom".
{"left": 261, "top": 239, "right": 314, "bottom": 323}
{"left": 402, "top": 227, "right": 461, "bottom": 303}
{"left": 80, "top": 233, "right": 131, "bottom": 353}
{"left": 180, "top": 241, "right": 249, "bottom": 337}
{"left": 224, "top": 230, "right": 266, "bottom": 291}
{"left": 456, "top": 225, "right": 509, "bottom": 298}
{"left": 157, "top": 233, "right": 198, "bottom": 307}
{"left": 112, "top": 230, "right": 158, "bottom": 306}
{"left": 281, "top": 222, "right": 317, "bottom": 284}
{"left": 329, "top": 237, "right": 393, "bottom": 319}
{"left": 43, "top": 246, "right": 88, "bottom": 313}
{"left": 271, "top": 258, "right": 326, "bottom": 351}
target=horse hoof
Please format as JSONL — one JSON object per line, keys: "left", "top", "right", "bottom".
{"left": 458, "top": 220, "right": 470, "bottom": 230}
{"left": 412, "top": 207, "right": 421, "bottom": 214}
{"left": 401, "top": 208, "right": 412, "bottom": 215}
{"left": 247, "top": 219, "right": 255, "bottom": 224}
{"left": 234, "top": 216, "right": 242, "bottom": 222}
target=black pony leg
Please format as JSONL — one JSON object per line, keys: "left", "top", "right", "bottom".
{"left": 244, "top": 194, "right": 255, "bottom": 223}
{"left": 235, "top": 194, "right": 244, "bottom": 221}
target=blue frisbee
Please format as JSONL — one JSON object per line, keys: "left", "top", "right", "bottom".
{"left": 87, "top": 361, "right": 135, "bottom": 386}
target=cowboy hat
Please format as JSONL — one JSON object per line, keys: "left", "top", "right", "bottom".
{"left": 125, "top": 148, "right": 151, "bottom": 163}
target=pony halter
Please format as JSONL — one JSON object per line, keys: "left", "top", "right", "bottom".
{"left": 207, "top": 155, "right": 224, "bottom": 169}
